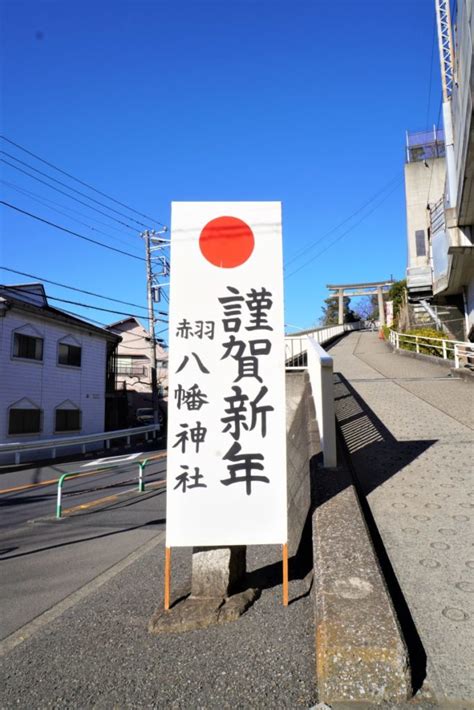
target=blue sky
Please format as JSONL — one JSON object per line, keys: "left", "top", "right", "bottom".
{"left": 1, "top": 0, "right": 442, "bottom": 335}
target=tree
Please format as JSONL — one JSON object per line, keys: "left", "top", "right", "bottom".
{"left": 353, "top": 295, "right": 378, "bottom": 321}
{"left": 320, "top": 296, "right": 360, "bottom": 325}
{"left": 386, "top": 279, "right": 406, "bottom": 322}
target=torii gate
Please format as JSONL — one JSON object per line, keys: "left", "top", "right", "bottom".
{"left": 326, "top": 280, "right": 394, "bottom": 326}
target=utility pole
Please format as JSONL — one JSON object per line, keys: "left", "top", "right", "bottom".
{"left": 142, "top": 228, "right": 169, "bottom": 426}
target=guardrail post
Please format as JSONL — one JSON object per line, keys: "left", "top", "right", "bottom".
{"left": 416, "top": 336, "right": 420, "bottom": 354}
{"left": 442, "top": 340, "right": 447, "bottom": 360}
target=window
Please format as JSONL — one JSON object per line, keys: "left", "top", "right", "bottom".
{"left": 415, "top": 229, "right": 426, "bottom": 257}
{"left": 55, "top": 408, "right": 81, "bottom": 432}
{"left": 13, "top": 333, "right": 43, "bottom": 361}
{"left": 9, "top": 408, "right": 42, "bottom": 435}
{"left": 58, "top": 343, "right": 82, "bottom": 367}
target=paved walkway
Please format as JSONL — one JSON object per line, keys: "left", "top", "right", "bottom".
{"left": 330, "top": 331, "right": 474, "bottom": 705}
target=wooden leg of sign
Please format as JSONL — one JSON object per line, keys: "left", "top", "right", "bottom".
{"left": 164, "top": 547, "right": 171, "bottom": 611}
{"left": 282, "top": 543, "right": 289, "bottom": 607}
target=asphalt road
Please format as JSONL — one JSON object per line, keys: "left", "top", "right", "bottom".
{"left": 0, "top": 448, "right": 167, "bottom": 640}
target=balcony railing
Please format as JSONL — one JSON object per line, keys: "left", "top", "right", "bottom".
{"left": 116, "top": 365, "right": 147, "bottom": 377}
{"left": 406, "top": 128, "right": 445, "bottom": 163}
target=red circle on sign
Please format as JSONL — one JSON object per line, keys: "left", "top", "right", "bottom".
{"left": 199, "top": 216, "right": 254, "bottom": 268}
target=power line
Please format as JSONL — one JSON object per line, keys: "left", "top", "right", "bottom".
{"left": 1, "top": 284, "right": 169, "bottom": 322}
{"left": 284, "top": 173, "right": 402, "bottom": 269}
{"left": 1, "top": 200, "right": 145, "bottom": 262}
{"left": 0, "top": 135, "right": 167, "bottom": 228}
{"left": 1, "top": 179, "right": 143, "bottom": 252}
{"left": 285, "top": 179, "right": 403, "bottom": 280}
{"left": 0, "top": 266, "right": 149, "bottom": 311}
{"left": 1, "top": 158, "right": 139, "bottom": 232}
{"left": 0, "top": 150, "right": 153, "bottom": 230}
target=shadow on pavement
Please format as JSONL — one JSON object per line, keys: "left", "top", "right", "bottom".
{"left": 333, "top": 371, "right": 437, "bottom": 694}
{"left": 0, "top": 518, "right": 166, "bottom": 561}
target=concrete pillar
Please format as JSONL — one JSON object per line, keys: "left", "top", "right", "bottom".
{"left": 377, "top": 288, "right": 386, "bottom": 326}
{"left": 191, "top": 546, "right": 246, "bottom": 598}
{"left": 338, "top": 289, "right": 344, "bottom": 325}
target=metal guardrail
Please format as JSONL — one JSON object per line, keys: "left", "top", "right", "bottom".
{"left": 389, "top": 330, "right": 474, "bottom": 368}
{"left": 0, "top": 424, "right": 161, "bottom": 465}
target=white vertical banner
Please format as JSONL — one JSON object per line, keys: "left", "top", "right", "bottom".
{"left": 166, "top": 202, "right": 287, "bottom": 547}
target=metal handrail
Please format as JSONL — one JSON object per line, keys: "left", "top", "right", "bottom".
{"left": 285, "top": 322, "right": 361, "bottom": 370}
{"left": 0, "top": 424, "right": 161, "bottom": 465}
{"left": 389, "top": 329, "right": 473, "bottom": 368}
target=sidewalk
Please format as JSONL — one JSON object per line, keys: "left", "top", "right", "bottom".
{"left": 329, "top": 331, "right": 474, "bottom": 705}
{"left": 0, "top": 534, "right": 317, "bottom": 708}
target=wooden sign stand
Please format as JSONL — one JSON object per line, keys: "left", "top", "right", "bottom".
{"left": 163, "top": 542, "right": 289, "bottom": 611}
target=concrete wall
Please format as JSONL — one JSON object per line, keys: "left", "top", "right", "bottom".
{"left": 404, "top": 158, "right": 445, "bottom": 272}
{"left": 0, "top": 310, "right": 108, "bottom": 442}
{"left": 286, "top": 371, "right": 320, "bottom": 557}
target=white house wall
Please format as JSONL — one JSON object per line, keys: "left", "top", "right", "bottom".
{"left": 0, "top": 311, "right": 108, "bottom": 442}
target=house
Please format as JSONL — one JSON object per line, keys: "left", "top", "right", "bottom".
{"left": 0, "top": 283, "right": 121, "bottom": 443}
{"left": 105, "top": 317, "right": 168, "bottom": 423}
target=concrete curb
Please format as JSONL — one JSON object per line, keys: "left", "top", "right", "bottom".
{"left": 311, "top": 447, "right": 411, "bottom": 703}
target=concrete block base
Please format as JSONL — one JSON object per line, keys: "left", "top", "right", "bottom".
{"left": 148, "top": 587, "right": 260, "bottom": 634}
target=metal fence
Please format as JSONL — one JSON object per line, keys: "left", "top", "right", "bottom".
{"left": 406, "top": 128, "right": 445, "bottom": 163}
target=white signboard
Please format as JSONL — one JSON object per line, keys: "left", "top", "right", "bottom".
{"left": 166, "top": 202, "right": 287, "bottom": 547}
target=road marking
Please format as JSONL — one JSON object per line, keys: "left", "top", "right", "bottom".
{"left": 0, "top": 531, "right": 166, "bottom": 658}
{"left": 81, "top": 453, "right": 143, "bottom": 467}
{"left": 0, "top": 453, "right": 167, "bottom": 496}
{"left": 62, "top": 479, "right": 166, "bottom": 516}
{"left": 0, "top": 466, "right": 115, "bottom": 496}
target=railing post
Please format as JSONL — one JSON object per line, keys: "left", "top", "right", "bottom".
{"left": 416, "top": 336, "right": 420, "bottom": 354}
{"left": 396, "top": 332, "right": 400, "bottom": 349}
{"left": 138, "top": 459, "right": 148, "bottom": 492}
{"left": 454, "top": 344, "right": 460, "bottom": 369}
{"left": 56, "top": 473, "right": 67, "bottom": 518}
{"left": 442, "top": 339, "right": 447, "bottom": 360}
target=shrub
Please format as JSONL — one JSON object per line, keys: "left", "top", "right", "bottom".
{"left": 399, "top": 328, "right": 453, "bottom": 359}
